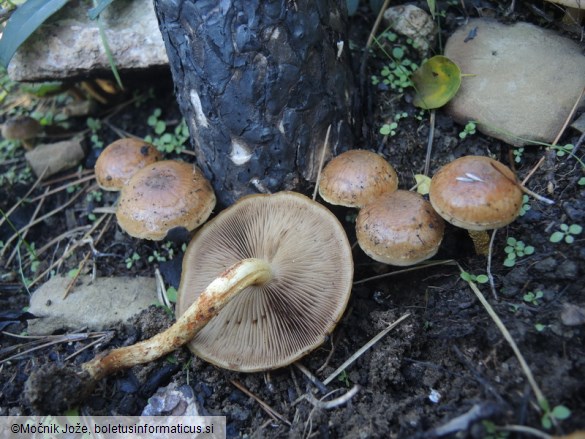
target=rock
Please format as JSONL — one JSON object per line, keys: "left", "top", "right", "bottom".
{"left": 383, "top": 4, "right": 437, "bottom": 53}
{"left": 444, "top": 19, "right": 585, "bottom": 146}
{"left": 560, "top": 303, "right": 585, "bottom": 326}
{"left": 142, "top": 382, "right": 199, "bottom": 416}
{"left": 28, "top": 275, "right": 158, "bottom": 335}
{"left": 7, "top": 0, "right": 168, "bottom": 82}
{"left": 25, "top": 138, "right": 86, "bottom": 179}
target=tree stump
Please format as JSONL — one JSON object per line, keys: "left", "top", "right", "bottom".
{"left": 154, "top": 0, "right": 355, "bottom": 206}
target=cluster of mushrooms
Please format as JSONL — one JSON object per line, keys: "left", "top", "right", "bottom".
{"left": 318, "top": 150, "right": 524, "bottom": 266}
{"left": 94, "top": 138, "right": 216, "bottom": 240}
{"left": 29, "top": 146, "right": 523, "bottom": 409}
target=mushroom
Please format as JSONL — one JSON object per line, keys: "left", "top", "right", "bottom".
{"left": 79, "top": 192, "right": 352, "bottom": 379}
{"left": 116, "top": 160, "right": 216, "bottom": 240}
{"left": 318, "top": 149, "right": 398, "bottom": 208}
{"left": 429, "top": 155, "right": 523, "bottom": 254}
{"left": 94, "top": 138, "right": 162, "bottom": 191}
{"left": 176, "top": 191, "right": 354, "bottom": 371}
{"left": 1, "top": 116, "right": 42, "bottom": 150}
{"left": 356, "top": 190, "right": 445, "bottom": 266}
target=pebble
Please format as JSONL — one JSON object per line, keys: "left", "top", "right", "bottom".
{"left": 444, "top": 19, "right": 585, "bottom": 146}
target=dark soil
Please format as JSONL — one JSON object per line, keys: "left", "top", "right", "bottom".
{"left": 1, "top": 2, "right": 584, "bottom": 438}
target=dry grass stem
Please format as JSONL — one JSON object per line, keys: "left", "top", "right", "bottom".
{"left": 458, "top": 264, "right": 546, "bottom": 408}
{"left": 353, "top": 259, "right": 457, "bottom": 285}
{"left": 323, "top": 313, "right": 411, "bottom": 386}
{"left": 312, "top": 124, "right": 332, "bottom": 201}
{"left": 304, "top": 385, "right": 360, "bottom": 410}
{"left": 231, "top": 379, "right": 291, "bottom": 426}
{"left": 0, "top": 167, "right": 47, "bottom": 229}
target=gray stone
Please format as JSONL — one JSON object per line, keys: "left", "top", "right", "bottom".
{"left": 383, "top": 4, "right": 437, "bottom": 53}
{"left": 444, "top": 19, "right": 585, "bottom": 146}
{"left": 8, "top": 0, "right": 168, "bottom": 82}
{"left": 28, "top": 275, "right": 158, "bottom": 335}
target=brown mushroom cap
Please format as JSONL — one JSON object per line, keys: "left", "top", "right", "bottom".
{"left": 1, "top": 116, "right": 42, "bottom": 141}
{"left": 318, "top": 149, "right": 398, "bottom": 208}
{"left": 95, "top": 138, "right": 162, "bottom": 191}
{"left": 176, "top": 191, "right": 354, "bottom": 372}
{"left": 429, "top": 156, "right": 523, "bottom": 231}
{"left": 116, "top": 160, "right": 215, "bottom": 240}
{"left": 356, "top": 190, "right": 445, "bottom": 266}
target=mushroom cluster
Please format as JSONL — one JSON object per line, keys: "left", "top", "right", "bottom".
{"left": 94, "top": 138, "right": 216, "bottom": 240}
{"left": 319, "top": 151, "right": 524, "bottom": 265}
{"left": 319, "top": 149, "right": 445, "bottom": 266}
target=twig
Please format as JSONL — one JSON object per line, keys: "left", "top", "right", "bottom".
{"left": 312, "top": 124, "right": 332, "bottom": 201}
{"left": 303, "top": 385, "right": 360, "bottom": 410}
{"left": 365, "top": 0, "right": 392, "bottom": 49}
{"left": 323, "top": 313, "right": 410, "bottom": 385}
{"left": 551, "top": 87, "right": 585, "bottom": 147}
{"left": 294, "top": 363, "right": 328, "bottom": 394}
{"left": 230, "top": 380, "right": 291, "bottom": 426}
{"left": 486, "top": 229, "right": 498, "bottom": 300}
{"left": 457, "top": 263, "right": 546, "bottom": 408}
{"left": 496, "top": 424, "right": 552, "bottom": 439}
{"left": 424, "top": 110, "right": 436, "bottom": 176}
{"left": 353, "top": 259, "right": 456, "bottom": 285}
{"left": 0, "top": 167, "right": 47, "bottom": 229}
{"left": 31, "top": 173, "right": 96, "bottom": 202}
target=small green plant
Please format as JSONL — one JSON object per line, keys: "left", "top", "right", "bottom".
{"left": 550, "top": 224, "right": 582, "bottom": 244}
{"left": 145, "top": 109, "right": 189, "bottom": 154}
{"left": 86, "top": 190, "right": 103, "bottom": 204}
{"left": 481, "top": 420, "right": 508, "bottom": 439}
{"left": 513, "top": 147, "right": 524, "bottom": 163}
{"left": 578, "top": 177, "right": 585, "bottom": 186}
{"left": 458, "top": 121, "right": 476, "bottom": 139}
{"left": 503, "top": 237, "right": 534, "bottom": 267}
{"left": 519, "top": 195, "right": 531, "bottom": 217}
{"left": 539, "top": 399, "right": 571, "bottom": 429}
{"left": 552, "top": 143, "right": 574, "bottom": 157}
{"left": 371, "top": 31, "right": 418, "bottom": 93}
{"left": 523, "top": 290, "right": 543, "bottom": 306}
{"left": 147, "top": 241, "right": 176, "bottom": 263}
{"left": 87, "top": 117, "right": 104, "bottom": 149}
{"left": 380, "top": 112, "right": 409, "bottom": 136}
{"left": 338, "top": 370, "right": 351, "bottom": 387}
{"left": 125, "top": 252, "right": 140, "bottom": 269}
{"left": 459, "top": 271, "right": 488, "bottom": 284}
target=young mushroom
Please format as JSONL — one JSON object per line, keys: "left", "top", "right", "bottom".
{"left": 318, "top": 149, "right": 398, "bottom": 208}
{"left": 26, "top": 192, "right": 353, "bottom": 410}
{"left": 429, "top": 155, "right": 523, "bottom": 255}
{"left": 94, "top": 138, "right": 162, "bottom": 191}
{"left": 116, "top": 160, "right": 216, "bottom": 240}
{"left": 356, "top": 190, "right": 445, "bottom": 266}
{"left": 1, "top": 116, "right": 42, "bottom": 150}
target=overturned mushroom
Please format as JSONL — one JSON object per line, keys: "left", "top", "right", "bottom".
{"left": 94, "top": 138, "right": 162, "bottom": 191}
{"left": 176, "top": 191, "right": 354, "bottom": 371}
{"left": 116, "top": 160, "right": 216, "bottom": 240}
{"left": 26, "top": 192, "right": 353, "bottom": 409}
{"left": 318, "top": 149, "right": 398, "bottom": 208}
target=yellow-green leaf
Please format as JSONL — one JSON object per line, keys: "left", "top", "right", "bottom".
{"left": 412, "top": 55, "right": 462, "bottom": 109}
{"left": 414, "top": 174, "right": 431, "bottom": 195}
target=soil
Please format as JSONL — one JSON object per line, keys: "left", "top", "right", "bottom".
{"left": 1, "top": 2, "right": 584, "bottom": 438}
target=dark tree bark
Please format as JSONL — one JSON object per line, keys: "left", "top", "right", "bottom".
{"left": 154, "top": 0, "right": 355, "bottom": 206}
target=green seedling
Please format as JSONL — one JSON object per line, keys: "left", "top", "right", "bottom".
{"left": 552, "top": 144, "right": 574, "bottom": 157}
{"left": 125, "top": 252, "right": 140, "bottom": 269}
{"left": 539, "top": 399, "right": 571, "bottom": 430}
{"left": 460, "top": 271, "right": 488, "bottom": 284}
{"left": 145, "top": 109, "right": 189, "bottom": 154}
{"left": 503, "top": 237, "right": 534, "bottom": 267}
{"left": 87, "top": 117, "right": 104, "bottom": 150}
{"left": 519, "top": 195, "right": 531, "bottom": 217}
{"left": 459, "top": 121, "right": 476, "bottom": 139}
{"left": 578, "top": 177, "right": 585, "bottom": 186}
{"left": 380, "top": 112, "right": 410, "bottom": 136}
{"left": 513, "top": 147, "right": 524, "bottom": 163}
{"left": 550, "top": 224, "right": 582, "bottom": 244}
{"left": 523, "top": 290, "right": 543, "bottom": 306}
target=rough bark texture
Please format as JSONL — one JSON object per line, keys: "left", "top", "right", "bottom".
{"left": 154, "top": 0, "right": 355, "bottom": 206}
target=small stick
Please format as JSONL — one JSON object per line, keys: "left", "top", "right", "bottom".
{"left": 423, "top": 110, "right": 436, "bottom": 176}
{"left": 304, "top": 385, "right": 360, "bottom": 410}
{"left": 486, "top": 229, "right": 498, "bottom": 300}
{"left": 294, "top": 363, "right": 328, "bottom": 394}
{"left": 31, "top": 173, "right": 96, "bottom": 202}
{"left": 0, "top": 167, "right": 47, "bottom": 229}
{"left": 353, "top": 259, "right": 456, "bottom": 285}
{"left": 231, "top": 379, "right": 291, "bottom": 426}
{"left": 312, "top": 124, "right": 332, "bottom": 201}
{"left": 323, "top": 313, "right": 410, "bottom": 385}
{"left": 457, "top": 264, "right": 546, "bottom": 408}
